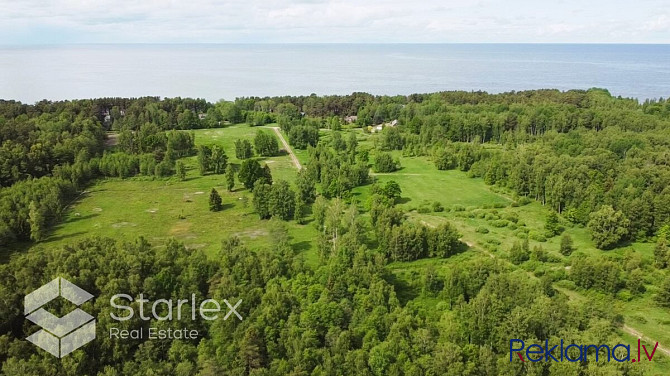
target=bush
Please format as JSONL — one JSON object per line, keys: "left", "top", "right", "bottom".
{"left": 560, "top": 234, "right": 574, "bottom": 256}
{"left": 417, "top": 206, "right": 431, "bottom": 214}
{"left": 491, "top": 220, "right": 509, "bottom": 228}
{"left": 374, "top": 152, "right": 399, "bottom": 173}
{"left": 484, "top": 213, "right": 500, "bottom": 221}
{"left": 504, "top": 213, "right": 519, "bottom": 223}
{"left": 476, "top": 226, "right": 490, "bottom": 234}
{"left": 493, "top": 202, "right": 506, "bottom": 209}
{"left": 518, "top": 197, "right": 532, "bottom": 205}
{"left": 432, "top": 201, "right": 444, "bottom": 212}
{"left": 452, "top": 204, "right": 465, "bottom": 212}
{"left": 529, "top": 232, "right": 547, "bottom": 242}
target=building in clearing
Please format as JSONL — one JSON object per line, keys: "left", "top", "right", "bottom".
{"left": 344, "top": 115, "right": 358, "bottom": 124}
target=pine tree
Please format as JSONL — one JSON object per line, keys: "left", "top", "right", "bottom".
{"left": 28, "top": 201, "right": 45, "bottom": 242}
{"left": 545, "top": 210, "right": 560, "bottom": 237}
{"left": 560, "top": 234, "right": 574, "bottom": 256}
{"left": 209, "top": 188, "right": 223, "bottom": 212}
{"left": 176, "top": 161, "right": 187, "bottom": 181}
{"left": 198, "top": 145, "right": 212, "bottom": 175}
{"left": 294, "top": 195, "right": 307, "bottom": 224}
{"left": 225, "top": 164, "right": 236, "bottom": 191}
{"left": 657, "top": 276, "right": 670, "bottom": 307}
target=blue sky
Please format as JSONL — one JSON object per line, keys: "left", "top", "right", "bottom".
{"left": 2, "top": 0, "right": 669, "bottom": 44}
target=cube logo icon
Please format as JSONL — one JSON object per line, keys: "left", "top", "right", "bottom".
{"left": 24, "top": 277, "right": 96, "bottom": 357}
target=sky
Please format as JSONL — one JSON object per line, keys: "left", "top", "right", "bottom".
{"left": 1, "top": 0, "right": 669, "bottom": 44}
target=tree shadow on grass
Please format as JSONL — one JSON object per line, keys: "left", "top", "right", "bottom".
{"left": 397, "top": 197, "right": 411, "bottom": 205}
{"left": 64, "top": 213, "right": 99, "bottom": 224}
{"left": 384, "top": 272, "right": 419, "bottom": 306}
{"left": 292, "top": 240, "right": 312, "bottom": 253}
{"left": 44, "top": 231, "right": 88, "bottom": 243}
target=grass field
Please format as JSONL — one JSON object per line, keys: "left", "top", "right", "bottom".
{"left": 28, "top": 126, "right": 670, "bottom": 372}
{"left": 35, "top": 125, "right": 318, "bottom": 264}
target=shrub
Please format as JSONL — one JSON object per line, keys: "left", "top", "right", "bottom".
{"left": 529, "top": 232, "right": 547, "bottom": 242}
{"left": 432, "top": 201, "right": 445, "bottom": 212}
{"left": 476, "top": 226, "right": 490, "bottom": 234}
{"left": 452, "top": 204, "right": 465, "bottom": 212}
{"left": 417, "top": 206, "right": 431, "bottom": 214}
{"left": 374, "top": 152, "right": 399, "bottom": 173}
{"left": 491, "top": 220, "right": 509, "bottom": 228}
{"left": 560, "top": 234, "right": 574, "bottom": 256}
{"left": 518, "top": 197, "right": 532, "bottom": 205}
{"left": 504, "top": 213, "right": 519, "bottom": 223}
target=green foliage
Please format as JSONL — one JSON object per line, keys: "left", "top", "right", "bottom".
{"left": 252, "top": 182, "right": 272, "bottom": 219}
{"left": 373, "top": 152, "right": 398, "bottom": 173}
{"left": 657, "top": 276, "right": 670, "bottom": 307}
{"left": 175, "top": 160, "right": 186, "bottom": 181}
{"left": 225, "top": 164, "right": 235, "bottom": 191}
{"left": 253, "top": 131, "right": 279, "bottom": 157}
{"left": 208, "top": 188, "right": 223, "bottom": 211}
{"left": 268, "top": 180, "right": 295, "bottom": 221}
{"left": 238, "top": 159, "right": 272, "bottom": 190}
{"left": 509, "top": 240, "right": 530, "bottom": 265}
{"left": 210, "top": 145, "right": 228, "bottom": 174}
{"left": 559, "top": 234, "right": 574, "bottom": 256}
{"left": 432, "top": 201, "right": 444, "bottom": 212}
{"left": 571, "top": 255, "right": 622, "bottom": 294}
{"left": 295, "top": 168, "right": 316, "bottom": 204}
{"left": 197, "top": 145, "right": 212, "bottom": 175}
{"left": 476, "top": 226, "right": 489, "bottom": 234}
{"left": 234, "top": 139, "right": 254, "bottom": 159}
{"left": 380, "top": 180, "right": 401, "bottom": 202}
{"left": 588, "top": 205, "right": 630, "bottom": 250}
{"left": 544, "top": 210, "right": 561, "bottom": 237}
{"left": 28, "top": 200, "right": 45, "bottom": 242}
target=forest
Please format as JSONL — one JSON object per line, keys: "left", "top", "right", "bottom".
{"left": 1, "top": 89, "right": 670, "bottom": 375}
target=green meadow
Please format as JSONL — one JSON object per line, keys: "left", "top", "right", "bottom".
{"left": 31, "top": 126, "right": 669, "bottom": 373}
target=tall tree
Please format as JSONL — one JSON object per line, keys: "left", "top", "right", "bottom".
{"left": 225, "top": 164, "right": 236, "bottom": 191}
{"left": 588, "top": 205, "right": 630, "bottom": 249}
{"left": 209, "top": 188, "right": 223, "bottom": 212}
{"left": 269, "top": 180, "right": 296, "bottom": 221}
{"left": 197, "top": 145, "right": 212, "bottom": 175}
{"left": 210, "top": 145, "right": 228, "bottom": 174}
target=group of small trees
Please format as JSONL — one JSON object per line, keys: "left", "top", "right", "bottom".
{"left": 234, "top": 139, "right": 254, "bottom": 159}
{"left": 252, "top": 180, "right": 301, "bottom": 221}
{"left": 238, "top": 159, "right": 272, "bottom": 189}
{"left": 373, "top": 152, "right": 400, "bottom": 173}
{"left": 253, "top": 131, "right": 279, "bottom": 157}
{"left": 197, "top": 145, "right": 228, "bottom": 175}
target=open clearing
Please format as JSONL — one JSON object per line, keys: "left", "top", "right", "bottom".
{"left": 32, "top": 126, "right": 670, "bottom": 373}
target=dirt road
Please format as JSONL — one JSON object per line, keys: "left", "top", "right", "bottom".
{"left": 269, "top": 126, "right": 302, "bottom": 170}
{"left": 622, "top": 325, "right": 670, "bottom": 357}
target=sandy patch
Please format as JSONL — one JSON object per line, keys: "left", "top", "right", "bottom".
{"left": 194, "top": 191, "right": 204, "bottom": 195}
{"left": 146, "top": 208, "right": 158, "bottom": 213}
{"left": 234, "top": 229, "right": 268, "bottom": 239}
{"left": 92, "top": 207, "right": 103, "bottom": 212}
{"left": 169, "top": 221, "right": 193, "bottom": 236}
{"left": 111, "top": 222, "right": 136, "bottom": 228}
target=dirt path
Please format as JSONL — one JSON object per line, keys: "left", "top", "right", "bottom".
{"left": 622, "top": 325, "right": 670, "bottom": 357}
{"left": 269, "top": 126, "right": 302, "bottom": 170}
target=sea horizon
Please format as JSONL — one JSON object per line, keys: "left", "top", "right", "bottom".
{"left": 2, "top": 43, "right": 669, "bottom": 103}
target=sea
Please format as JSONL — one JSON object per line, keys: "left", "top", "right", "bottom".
{"left": 0, "top": 44, "right": 668, "bottom": 103}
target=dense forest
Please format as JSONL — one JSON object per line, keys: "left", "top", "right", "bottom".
{"left": 1, "top": 89, "right": 670, "bottom": 375}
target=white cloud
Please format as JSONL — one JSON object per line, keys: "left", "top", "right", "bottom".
{"left": 641, "top": 15, "right": 670, "bottom": 31}
{"left": 0, "top": 0, "right": 667, "bottom": 43}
